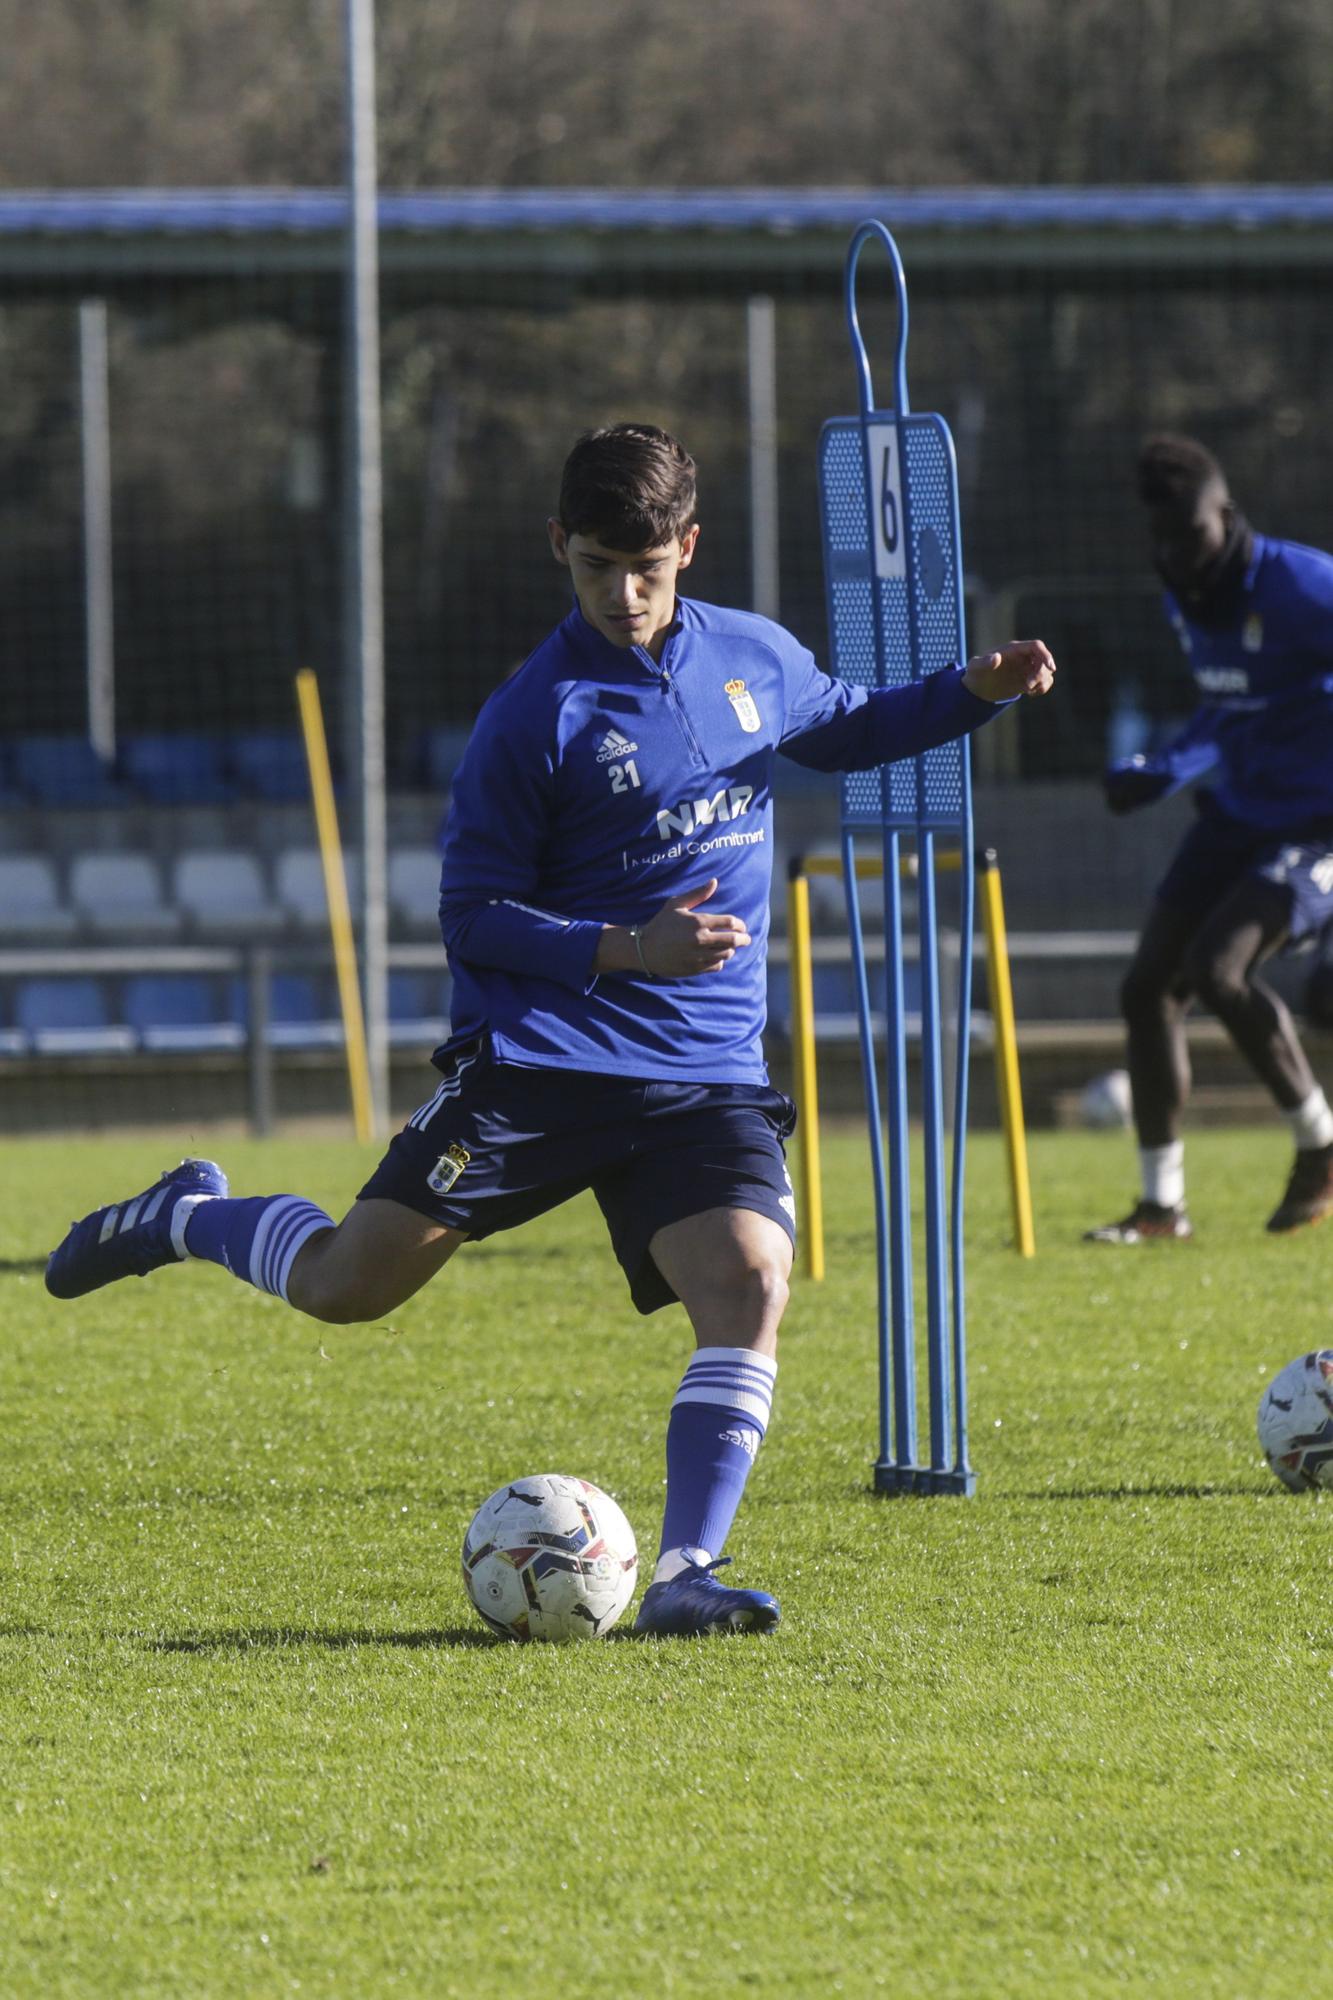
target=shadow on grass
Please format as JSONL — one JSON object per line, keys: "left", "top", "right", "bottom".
{"left": 147, "top": 1626, "right": 495, "bottom": 1653}
{"left": 847, "top": 1480, "right": 1280, "bottom": 1503}
{"left": 0, "top": 1256, "right": 49, "bottom": 1276}
{"left": 1007, "top": 1483, "right": 1282, "bottom": 1502}
{"left": 148, "top": 1623, "right": 674, "bottom": 1652}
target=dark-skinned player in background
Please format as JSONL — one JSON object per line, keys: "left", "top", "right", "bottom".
{"left": 1088, "top": 434, "right": 1333, "bottom": 1244}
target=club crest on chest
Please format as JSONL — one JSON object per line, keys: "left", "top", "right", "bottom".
{"left": 725, "top": 678, "right": 762, "bottom": 733}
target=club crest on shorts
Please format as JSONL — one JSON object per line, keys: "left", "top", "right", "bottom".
{"left": 724, "top": 678, "right": 762, "bottom": 733}
{"left": 427, "top": 1141, "right": 471, "bottom": 1195}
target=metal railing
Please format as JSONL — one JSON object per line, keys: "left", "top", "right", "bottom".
{"left": 0, "top": 940, "right": 449, "bottom": 1136}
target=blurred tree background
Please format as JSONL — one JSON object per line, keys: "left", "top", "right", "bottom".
{"left": 5, "top": 0, "right": 1332, "bottom": 190}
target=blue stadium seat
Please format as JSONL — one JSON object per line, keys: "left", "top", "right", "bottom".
{"left": 14, "top": 976, "right": 135, "bottom": 1055}
{"left": 228, "top": 971, "right": 343, "bottom": 1049}
{"left": 173, "top": 849, "right": 285, "bottom": 938}
{"left": 267, "top": 972, "right": 343, "bottom": 1049}
{"left": 388, "top": 969, "right": 451, "bottom": 1046}
{"left": 0, "top": 855, "right": 79, "bottom": 941}
{"left": 227, "top": 731, "right": 311, "bottom": 803}
{"left": 767, "top": 959, "right": 921, "bottom": 1042}
{"left": 119, "top": 733, "right": 235, "bottom": 805}
{"left": 810, "top": 961, "right": 862, "bottom": 1038}
{"left": 69, "top": 852, "right": 181, "bottom": 939}
{"left": 274, "top": 846, "right": 363, "bottom": 935}
{"left": 123, "top": 974, "right": 245, "bottom": 1052}
{"left": 10, "top": 734, "right": 129, "bottom": 807}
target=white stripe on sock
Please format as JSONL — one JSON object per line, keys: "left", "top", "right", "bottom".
{"left": 248, "top": 1198, "right": 333, "bottom": 1300}
{"left": 262, "top": 1204, "right": 314, "bottom": 1293}
{"left": 687, "top": 1344, "right": 777, "bottom": 1380}
{"left": 672, "top": 1345, "right": 777, "bottom": 1435}
{"left": 248, "top": 1198, "right": 288, "bottom": 1290}
{"left": 672, "top": 1383, "right": 775, "bottom": 1428}
{"left": 268, "top": 1206, "right": 333, "bottom": 1301}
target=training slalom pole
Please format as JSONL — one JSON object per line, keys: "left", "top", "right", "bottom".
{"left": 818, "top": 219, "right": 977, "bottom": 1494}
{"left": 295, "top": 668, "right": 376, "bottom": 1144}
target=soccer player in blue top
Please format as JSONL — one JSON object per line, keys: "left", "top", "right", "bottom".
{"left": 1088, "top": 433, "right": 1333, "bottom": 1244}
{"left": 46, "top": 424, "right": 1055, "bottom": 1636}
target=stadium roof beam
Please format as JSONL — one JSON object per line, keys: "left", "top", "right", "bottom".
{"left": 2, "top": 187, "right": 1333, "bottom": 321}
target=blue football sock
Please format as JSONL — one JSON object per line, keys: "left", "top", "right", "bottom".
{"left": 182, "top": 1194, "right": 334, "bottom": 1301}
{"left": 656, "top": 1346, "right": 777, "bottom": 1581}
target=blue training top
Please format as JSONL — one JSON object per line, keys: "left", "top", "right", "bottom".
{"left": 438, "top": 597, "right": 1000, "bottom": 1084}
{"left": 1150, "top": 534, "right": 1333, "bottom": 831}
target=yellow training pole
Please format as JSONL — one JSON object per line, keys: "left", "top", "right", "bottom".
{"left": 295, "top": 669, "right": 375, "bottom": 1144}
{"left": 787, "top": 865, "right": 825, "bottom": 1280}
{"left": 791, "top": 844, "right": 1033, "bottom": 1261}
{"left": 978, "top": 849, "right": 1035, "bottom": 1257}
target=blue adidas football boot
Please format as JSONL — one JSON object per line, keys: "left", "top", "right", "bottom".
{"left": 45, "top": 1158, "right": 228, "bottom": 1300}
{"left": 635, "top": 1553, "right": 780, "bottom": 1638}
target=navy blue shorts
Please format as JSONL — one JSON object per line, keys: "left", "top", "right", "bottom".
{"left": 357, "top": 1033, "right": 798, "bottom": 1315}
{"left": 1157, "top": 795, "right": 1333, "bottom": 947}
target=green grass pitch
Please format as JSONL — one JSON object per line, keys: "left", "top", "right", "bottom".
{"left": 2, "top": 1124, "right": 1330, "bottom": 1998}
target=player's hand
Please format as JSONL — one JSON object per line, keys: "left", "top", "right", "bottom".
{"left": 962, "top": 640, "right": 1057, "bottom": 702}
{"left": 640, "top": 879, "right": 751, "bottom": 977}
{"left": 1103, "top": 756, "right": 1173, "bottom": 815}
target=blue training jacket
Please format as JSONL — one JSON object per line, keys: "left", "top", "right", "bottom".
{"left": 1148, "top": 534, "right": 1333, "bottom": 831}
{"left": 438, "top": 598, "right": 1000, "bottom": 1084}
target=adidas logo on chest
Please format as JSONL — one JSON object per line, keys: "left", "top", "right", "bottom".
{"left": 596, "top": 728, "right": 639, "bottom": 764}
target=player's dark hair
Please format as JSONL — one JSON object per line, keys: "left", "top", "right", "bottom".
{"left": 558, "top": 424, "right": 697, "bottom": 550}
{"left": 1137, "top": 433, "right": 1228, "bottom": 511}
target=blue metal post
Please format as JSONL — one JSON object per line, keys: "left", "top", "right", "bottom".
{"left": 818, "top": 218, "right": 977, "bottom": 1497}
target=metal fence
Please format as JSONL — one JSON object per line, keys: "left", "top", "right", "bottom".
{"left": 4, "top": 187, "right": 1333, "bottom": 1129}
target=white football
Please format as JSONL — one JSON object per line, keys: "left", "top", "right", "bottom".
{"left": 461, "top": 1474, "right": 639, "bottom": 1642}
{"left": 1079, "top": 1068, "right": 1133, "bottom": 1130}
{"left": 1257, "top": 1350, "right": 1333, "bottom": 1491}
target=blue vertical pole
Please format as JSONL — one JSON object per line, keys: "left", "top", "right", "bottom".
{"left": 821, "top": 218, "right": 976, "bottom": 1495}
{"left": 917, "top": 831, "right": 950, "bottom": 1472}
{"left": 842, "top": 830, "right": 893, "bottom": 1467}
{"left": 881, "top": 823, "right": 916, "bottom": 1472}
{"left": 951, "top": 850, "right": 975, "bottom": 1482}
{"left": 847, "top": 222, "right": 917, "bottom": 1483}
